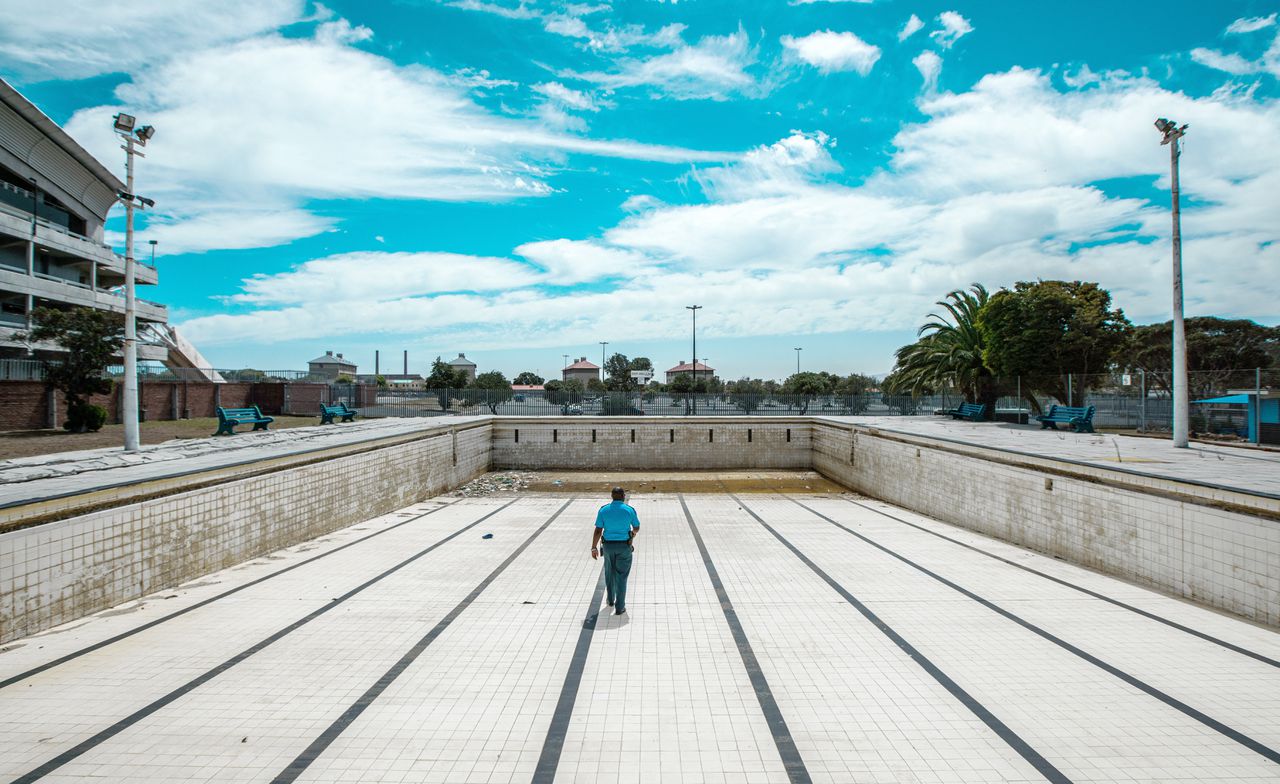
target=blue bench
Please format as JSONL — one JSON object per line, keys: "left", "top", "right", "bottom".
{"left": 945, "top": 402, "right": 987, "bottom": 421}
{"left": 214, "top": 405, "right": 273, "bottom": 436}
{"left": 1036, "top": 404, "right": 1095, "bottom": 433}
{"left": 320, "top": 402, "right": 358, "bottom": 424}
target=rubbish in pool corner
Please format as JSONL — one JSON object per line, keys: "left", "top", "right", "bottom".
{"left": 482, "top": 533, "right": 494, "bottom": 539}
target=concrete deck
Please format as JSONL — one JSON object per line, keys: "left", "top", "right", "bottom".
{"left": 2, "top": 492, "right": 1278, "bottom": 783}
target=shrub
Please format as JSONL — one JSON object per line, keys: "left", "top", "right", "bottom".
{"left": 65, "top": 401, "right": 108, "bottom": 432}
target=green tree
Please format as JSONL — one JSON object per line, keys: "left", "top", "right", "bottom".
{"left": 603, "top": 353, "right": 633, "bottom": 391}
{"left": 545, "top": 378, "right": 584, "bottom": 412}
{"left": 1127, "top": 317, "right": 1279, "bottom": 396}
{"left": 513, "top": 371, "right": 544, "bottom": 385}
{"left": 374, "top": 374, "right": 389, "bottom": 389}
{"left": 834, "top": 373, "right": 876, "bottom": 414}
{"left": 426, "top": 356, "right": 469, "bottom": 410}
{"left": 586, "top": 377, "right": 606, "bottom": 394}
{"left": 977, "top": 280, "right": 1131, "bottom": 407}
{"left": 465, "top": 370, "right": 513, "bottom": 414}
{"left": 19, "top": 307, "right": 122, "bottom": 432}
{"left": 782, "top": 371, "right": 831, "bottom": 414}
{"left": 885, "top": 284, "right": 997, "bottom": 417}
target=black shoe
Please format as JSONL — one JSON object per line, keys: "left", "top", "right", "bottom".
{"left": 606, "top": 599, "right": 614, "bottom": 607}
{"left": 614, "top": 608, "right": 626, "bottom": 615}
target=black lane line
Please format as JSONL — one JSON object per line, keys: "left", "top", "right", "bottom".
{"left": 677, "top": 494, "right": 813, "bottom": 784}
{"left": 1, "top": 498, "right": 466, "bottom": 690}
{"left": 840, "top": 498, "right": 1280, "bottom": 669}
{"left": 531, "top": 564, "right": 607, "bottom": 784}
{"left": 8, "top": 498, "right": 522, "bottom": 784}
{"left": 723, "top": 494, "right": 1070, "bottom": 784}
{"left": 781, "top": 497, "right": 1280, "bottom": 768}
{"left": 271, "top": 499, "right": 574, "bottom": 784}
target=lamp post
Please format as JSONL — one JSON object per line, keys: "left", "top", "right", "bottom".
{"left": 1156, "top": 117, "right": 1189, "bottom": 448}
{"left": 148, "top": 239, "right": 157, "bottom": 265}
{"left": 113, "top": 113, "right": 156, "bottom": 453}
{"left": 599, "top": 341, "right": 608, "bottom": 385}
{"left": 794, "top": 347, "right": 802, "bottom": 375}
{"left": 686, "top": 305, "right": 701, "bottom": 415}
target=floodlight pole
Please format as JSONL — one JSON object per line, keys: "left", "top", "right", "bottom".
{"left": 1157, "top": 118, "right": 1189, "bottom": 448}
{"left": 794, "top": 347, "right": 802, "bottom": 375}
{"left": 687, "top": 305, "right": 701, "bottom": 415}
{"left": 599, "top": 341, "right": 608, "bottom": 384}
{"left": 121, "top": 133, "right": 140, "bottom": 453}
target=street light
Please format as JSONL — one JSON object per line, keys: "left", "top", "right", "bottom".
{"left": 599, "top": 341, "right": 608, "bottom": 385}
{"left": 113, "top": 112, "right": 156, "bottom": 453}
{"left": 148, "top": 239, "right": 157, "bottom": 265}
{"left": 794, "top": 347, "right": 802, "bottom": 375}
{"left": 1156, "top": 117, "right": 1189, "bottom": 448}
{"left": 686, "top": 305, "right": 702, "bottom": 415}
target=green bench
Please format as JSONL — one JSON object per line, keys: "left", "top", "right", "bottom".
{"left": 945, "top": 402, "right": 987, "bottom": 421}
{"left": 320, "top": 402, "right": 358, "bottom": 425}
{"left": 1036, "top": 404, "right": 1095, "bottom": 433}
{"left": 214, "top": 405, "right": 273, "bottom": 436}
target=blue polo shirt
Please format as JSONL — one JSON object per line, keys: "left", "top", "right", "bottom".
{"left": 595, "top": 501, "right": 639, "bottom": 541}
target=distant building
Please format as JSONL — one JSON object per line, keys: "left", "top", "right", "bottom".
{"left": 563, "top": 357, "right": 599, "bottom": 385}
{"left": 357, "top": 373, "right": 424, "bottom": 389}
{"left": 665, "top": 360, "right": 715, "bottom": 383}
{"left": 447, "top": 353, "right": 477, "bottom": 382}
{"left": 511, "top": 384, "right": 545, "bottom": 392}
{"left": 308, "top": 350, "right": 357, "bottom": 379}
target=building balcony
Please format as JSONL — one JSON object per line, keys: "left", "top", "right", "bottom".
{"left": 0, "top": 267, "right": 168, "bottom": 324}
{"left": 0, "top": 199, "right": 156, "bottom": 285}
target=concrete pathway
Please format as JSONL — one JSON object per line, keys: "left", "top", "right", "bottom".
{"left": 2, "top": 493, "right": 1277, "bottom": 783}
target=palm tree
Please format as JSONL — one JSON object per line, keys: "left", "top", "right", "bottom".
{"left": 887, "top": 284, "right": 998, "bottom": 415}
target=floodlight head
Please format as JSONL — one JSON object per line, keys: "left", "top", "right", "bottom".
{"left": 138, "top": 196, "right": 155, "bottom": 208}
{"left": 135, "top": 125, "right": 155, "bottom": 143}
{"left": 1155, "top": 118, "right": 1171, "bottom": 133}
{"left": 113, "top": 113, "right": 136, "bottom": 133}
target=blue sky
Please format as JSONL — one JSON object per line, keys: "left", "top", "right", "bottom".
{"left": 2, "top": 0, "right": 1278, "bottom": 380}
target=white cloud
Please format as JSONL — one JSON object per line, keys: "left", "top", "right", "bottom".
{"left": 930, "top": 11, "right": 973, "bottom": 49}
{"left": 0, "top": 0, "right": 306, "bottom": 81}
{"left": 1226, "top": 13, "right": 1277, "bottom": 35}
{"left": 229, "top": 251, "right": 541, "bottom": 305}
{"left": 898, "top": 15, "right": 925, "bottom": 42}
{"left": 516, "top": 239, "right": 654, "bottom": 284}
{"left": 1192, "top": 30, "right": 1280, "bottom": 78}
{"left": 533, "top": 81, "right": 601, "bottom": 111}
{"left": 314, "top": 18, "right": 374, "bottom": 45}
{"left": 570, "top": 29, "right": 756, "bottom": 100}
{"left": 59, "top": 22, "right": 734, "bottom": 255}
{"left": 781, "top": 31, "right": 881, "bottom": 76}
{"left": 912, "top": 50, "right": 942, "bottom": 92}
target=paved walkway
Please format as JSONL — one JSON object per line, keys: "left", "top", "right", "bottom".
{"left": 2, "top": 493, "right": 1277, "bottom": 783}
{"left": 822, "top": 416, "right": 1280, "bottom": 497}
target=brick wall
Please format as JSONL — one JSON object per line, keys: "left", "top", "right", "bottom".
{"left": 0, "top": 380, "right": 348, "bottom": 430}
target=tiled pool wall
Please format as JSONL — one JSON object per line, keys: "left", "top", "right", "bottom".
{"left": 2, "top": 416, "right": 1276, "bottom": 643}
{"left": 489, "top": 418, "right": 813, "bottom": 470}
{"left": 0, "top": 422, "right": 491, "bottom": 643}
{"left": 812, "top": 421, "right": 1279, "bottom": 628}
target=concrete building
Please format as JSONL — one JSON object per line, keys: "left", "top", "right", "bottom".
{"left": 448, "top": 353, "right": 477, "bottom": 382}
{"left": 0, "top": 78, "right": 213, "bottom": 376}
{"left": 665, "top": 360, "right": 715, "bottom": 384}
{"left": 308, "top": 350, "right": 357, "bottom": 380}
{"left": 562, "top": 357, "right": 599, "bottom": 385}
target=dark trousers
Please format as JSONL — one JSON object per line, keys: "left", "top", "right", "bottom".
{"left": 602, "top": 540, "right": 633, "bottom": 611}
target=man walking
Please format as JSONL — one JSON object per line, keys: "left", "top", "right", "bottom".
{"left": 591, "top": 487, "right": 639, "bottom": 615}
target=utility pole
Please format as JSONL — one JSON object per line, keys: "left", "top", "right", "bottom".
{"left": 1156, "top": 118, "right": 1189, "bottom": 448}
{"left": 794, "top": 347, "right": 802, "bottom": 375}
{"left": 599, "top": 341, "right": 608, "bottom": 385}
{"left": 113, "top": 114, "right": 155, "bottom": 453}
{"left": 687, "top": 305, "right": 702, "bottom": 415}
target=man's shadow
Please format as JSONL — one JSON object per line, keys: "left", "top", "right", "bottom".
{"left": 586, "top": 607, "right": 630, "bottom": 629}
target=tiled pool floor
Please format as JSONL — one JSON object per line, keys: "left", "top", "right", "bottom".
{"left": 2, "top": 491, "right": 1278, "bottom": 783}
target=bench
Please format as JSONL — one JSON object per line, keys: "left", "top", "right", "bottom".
{"left": 945, "top": 402, "right": 987, "bottom": 421}
{"left": 214, "top": 406, "right": 273, "bottom": 436}
{"left": 320, "top": 402, "right": 358, "bottom": 425}
{"left": 1036, "top": 404, "right": 1095, "bottom": 433}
